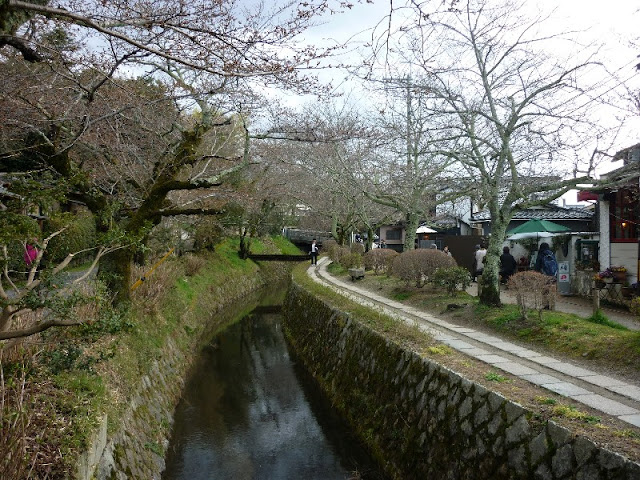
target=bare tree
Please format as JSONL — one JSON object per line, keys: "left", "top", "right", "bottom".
{"left": 1, "top": 0, "right": 360, "bottom": 304}
{"left": 371, "top": 0, "right": 621, "bottom": 305}
{"left": 255, "top": 98, "right": 395, "bottom": 245}
{"left": 365, "top": 76, "right": 456, "bottom": 250}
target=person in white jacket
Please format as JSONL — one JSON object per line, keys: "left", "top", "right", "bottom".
{"left": 310, "top": 239, "right": 319, "bottom": 265}
{"left": 474, "top": 244, "right": 487, "bottom": 281}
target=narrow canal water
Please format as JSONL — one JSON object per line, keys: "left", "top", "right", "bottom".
{"left": 162, "top": 302, "right": 386, "bottom": 480}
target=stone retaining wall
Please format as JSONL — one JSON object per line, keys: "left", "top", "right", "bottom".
{"left": 283, "top": 281, "right": 640, "bottom": 480}
{"left": 77, "top": 261, "right": 291, "bottom": 480}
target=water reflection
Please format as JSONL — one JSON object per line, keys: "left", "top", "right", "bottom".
{"left": 162, "top": 310, "right": 385, "bottom": 480}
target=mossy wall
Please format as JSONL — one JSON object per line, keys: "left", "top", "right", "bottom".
{"left": 79, "top": 260, "right": 291, "bottom": 480}
{"left": 283, "top": 281, "right": 640, "bottom": 480}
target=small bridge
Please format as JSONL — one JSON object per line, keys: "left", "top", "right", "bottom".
{"left": 246, "top": 254, "right": 309, "bottom": 262}
{"left": 282, "top": 228, "right": 332, "bottom": 247}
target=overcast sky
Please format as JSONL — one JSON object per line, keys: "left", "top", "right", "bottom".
{"left": 293, "top": 0, "right": 640, "bottom": 196}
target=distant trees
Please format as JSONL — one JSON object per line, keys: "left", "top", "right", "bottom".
{"left": 254, "top": 98, "right": 395, "bottom": 246}
{"left": 366, "top": 77, "right": 455, "bottom": 251}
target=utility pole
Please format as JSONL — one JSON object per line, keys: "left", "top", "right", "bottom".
{"left": 405, "top": 75, "right": 412, "bottom": 169}
{"left": 382, "top": 74, "right": 413, "bottom": 168}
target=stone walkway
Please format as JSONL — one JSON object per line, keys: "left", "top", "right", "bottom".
{"left": 308, "top": 258, "right": 640, "bottom": 428}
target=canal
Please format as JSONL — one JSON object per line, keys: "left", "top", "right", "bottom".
{"left": 162, "top": 298, "right": 386, "bottom": 479}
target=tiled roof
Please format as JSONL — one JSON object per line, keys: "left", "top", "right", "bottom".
{"left": 471, "top": 206, "right": 593, "bottom": 222}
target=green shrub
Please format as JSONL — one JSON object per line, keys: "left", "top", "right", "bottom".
{"left": 350, "top": 242, "right": 365, "bottom": 255}
{"left": 431, "top": 266, "right": 471, "bottom": 295}
{"left": 631, "top": 297, "right": 640, "bottom": 318}
{"left": 341, "top": 252, "right": 363, "bottom": 269}
{"left": 323, "top": 239, "right": 340, "bottom": 261}
{"left": 392, "top": 249, "right": 457, "bottom": 287}
{"left": 363, "top": 249, "right": 398, "bottom": 275}
{"left": 193, "top": 218, "right": 225, "bottom": 251}
{"left": 45, "top": 212, "right": 96, "bottom": 264}
{"left": 41, "top": 342, "right": 84, "bottom": 374}
{"left": 586, "top": 309, "right": 626, "bottom": 330}
{"left": 183, "top": 253, "right": 206, "bottom": 276}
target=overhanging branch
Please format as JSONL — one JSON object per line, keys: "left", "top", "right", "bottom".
{"left": 155, "top": 207, "right": 225, "bottom": 218}
{"left": 0, "top": 318, "right": 83, "bottom": 340}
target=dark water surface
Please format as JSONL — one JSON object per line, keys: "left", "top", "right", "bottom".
{"left": 162, "top": 307, "right": 386, "bottom": 480}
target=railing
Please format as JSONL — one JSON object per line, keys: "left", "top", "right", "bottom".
{"left": 246, "top": 254, "right": 309, "bottom": 262}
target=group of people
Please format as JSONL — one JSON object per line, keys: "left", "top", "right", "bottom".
{"left": 312, "top": 236, "right": 558, "bottom": 285}
{"left": 473, "top": 242, "right": 558, "bottom": 285}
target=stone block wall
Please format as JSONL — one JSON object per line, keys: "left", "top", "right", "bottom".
{"left": 92, "top": 337, "right": 187, "bottom": 480}
{"left": 283, "top": 282, "right": 640, "bottom": 480}
{"left": 77, "top": 261, "right": 291, "bottom": 480}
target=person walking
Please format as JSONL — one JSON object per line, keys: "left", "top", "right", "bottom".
{"left": 534, "top": 242, "right": 558, "bottom": 309}
{"left": 534, "top": 242, "right": 558, "bottom": 278}
{"left": 474, "top": 244, "right": 487, "bottom": 281}
{"left": 23, "top": 241, "right": 38, "bottom": 267}
{"left": 310, "top": 239, "right": 319, "bottom": 265}
{"left": 499, "top": 246, "right": 517, "bottom": 284}
{"left": 443, "top": 246, "right": 452, "bottom": 257}
{"left": 471, "top": 244, "right": 480, "bottom": 281}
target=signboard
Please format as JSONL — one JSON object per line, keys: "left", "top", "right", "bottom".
{"left": 557, "top": 261, "right": 570, "bottom": 295}
{"left": 558, "top": 261, "right": 569, "bottom": 282}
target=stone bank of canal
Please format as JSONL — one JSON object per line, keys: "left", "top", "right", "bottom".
{"left": 162, "top": 307, "right": 386, "bottom": 480}
{"left": 283, "top": 279, "right": 640, "bottom": 479}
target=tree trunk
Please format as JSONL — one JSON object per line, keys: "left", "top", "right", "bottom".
{"left": 366, "top": 226, "right": 374, "bottom": 252}
{"left": 99, "top": 247, "right": 134, "bottom": 305}
{"left": 479, "top": 213, "right": 509, "bottom": 306}
{"left": 404, "top": 211, "right": 419, "bottom": 251}
{"left": 239, "top": 228, "right": 250, "bottom": 259}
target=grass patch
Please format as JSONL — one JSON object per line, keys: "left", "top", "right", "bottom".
{"left": 426, "top": 345, "right": 452, "bottom": 355}
{"left": 485, "top": 304, "right": 522, "bottom": 327}
{"left": 393, "top": 291, "right": 412, "bottom": 301}
{"left": 614, "top": 429, "right": 640, "bottom": 440}
{"left": 552, "top": 404, "right": 601, "bottom": 425}
{"left": 270, "top": 235, "right": 304, "bottom": 255}
{"left": 327, "top": 262, "right": 346, "bottom": 275}
{"left": 474, "top": 301, "right": 640, "bottom": 372}
{"left": 485, "top": 371, "right": 509, "bottom": 383}
{"left": 587, "top": 309, "right": 626, "bottom": 330}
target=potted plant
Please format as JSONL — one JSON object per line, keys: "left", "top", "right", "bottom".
{"left": 610, "top": 266, "right": 627, "bottom": 283}
{"left": 593, "top": 268, "right": 614, "bottom": 288}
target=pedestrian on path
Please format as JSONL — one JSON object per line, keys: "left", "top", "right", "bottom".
{"left": 500, "top": 246, "right": 517, "bottom": 284}
{"left": 534, "top": 242, "right": 558, "bottom": 309}
{"left": 474, "top": 244, "right": 487, "bottom": 281}
{"left": 534, "top": 242, "right": 558, "bottom": 278}
{"left": 310, "top": 238, "right": 319, "bottom": 265}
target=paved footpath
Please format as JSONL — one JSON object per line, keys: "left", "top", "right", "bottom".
{"left": 308, "top": 258, "right": 640, "bottom": 428}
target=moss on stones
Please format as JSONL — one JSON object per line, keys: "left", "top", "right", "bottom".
{"left": 283, "top": 279, "right": 640, "bottom": 480}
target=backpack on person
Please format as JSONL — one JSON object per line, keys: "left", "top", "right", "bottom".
{"left": 541, "top": 251, "right": 558, "bottom": 277}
